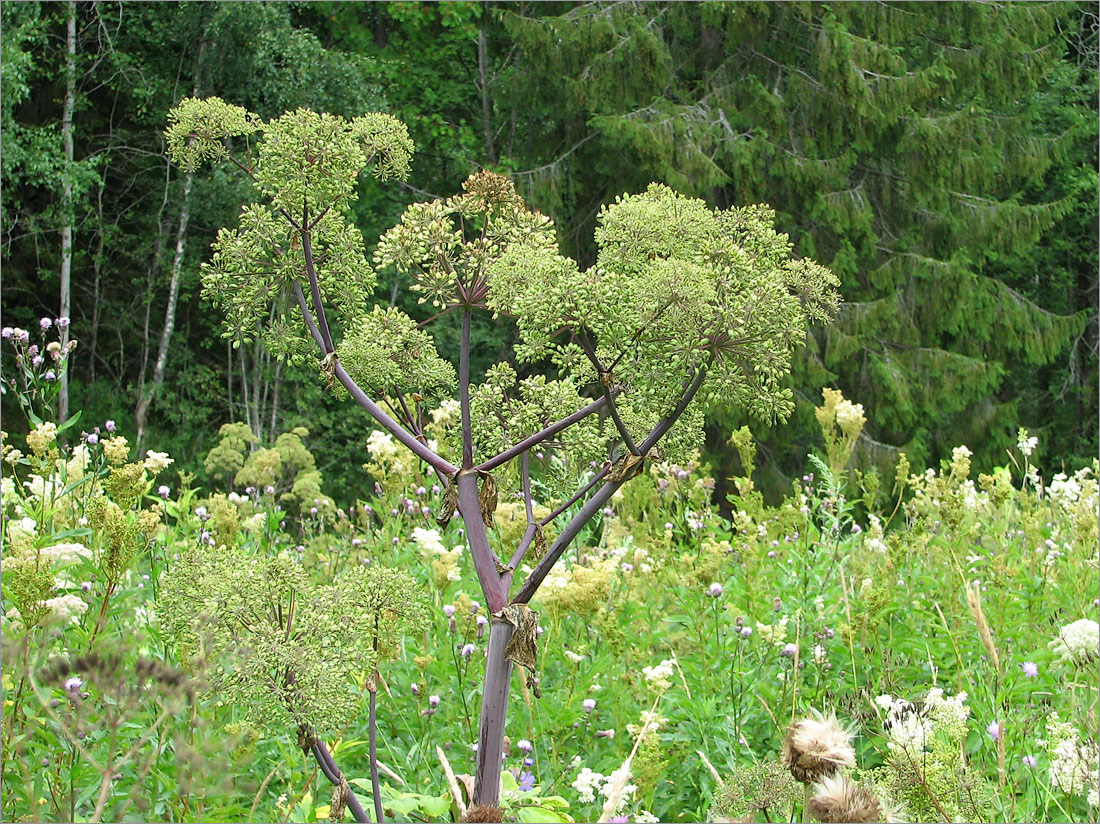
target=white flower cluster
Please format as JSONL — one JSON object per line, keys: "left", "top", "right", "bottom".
{"left": 38, "top": 542, "right": 91, "bottom": 564}
{"left": 1044, "top": 714, "right": 1100, "bottom": 806}
{"left": 241, "top": 513, "right": 266, "bottom": 533}
{"left": 412, "top": 527, "right": 447, "bottom": 555}
{"left": 877, "top": 688, "right": 970, "bottom": 753}
{"left": 570, "top": 765, "right": 637, "bottom": 815}
{"left": 1049, "top": 619, "right": 1100, "bottom": 666}
{"left": 756, "top": 615, "right": 789, "bottom": 646}
{"left": 572, "top": 767, "right": 604, "bottom": 803}
{"left": 143, "top": 450, "right": 174, "bottom": 474}
{"left": 642, "top": 658, "right": 675, "bottom": 690}
{"left": 365, "top": 429, "right": 412, "bottom": 475}
{"left": 1017, "top": 428, "right": 1038, "bottom": 457}
{"left": 834, "top": 398, "right": 865, "bottom": 435}
{"left": 429, "top": 399, "right": 461, "bottom": 428}
{"left": 42, "top": 593, "right": 88, "bottom": 623}
{"left": 1046, "top": 466, "right": 1098, "bottom": 513}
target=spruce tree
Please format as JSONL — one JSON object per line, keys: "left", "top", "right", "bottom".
{"left": 499, "top": 1, "right": 1092, "bottom": 475}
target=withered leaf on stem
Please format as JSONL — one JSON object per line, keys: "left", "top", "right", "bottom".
{"left": 436, "top": 471, "right": 460, "bottom": 529}
{"left": 477, "top": 470, "right": 497, "bottom": 528}
{"left": 607, "top": 452, "right": 644, "bottom": 482}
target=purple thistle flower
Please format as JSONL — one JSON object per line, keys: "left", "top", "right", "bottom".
{"left": 1022, "top": 755, "right": 1037, "bottom": 768}
{"left": 55, "top": 317, "right": 70, "bottom": 329}
{"left": 39, "top": 317, "right": 52, "bottom": 330}
{"left": 85, "top": 432, "right": 99, "bottom": 445}
{"left": 987, "top": 721, "right": 1003, "bottom": 741}
{"left": 104, "top": 420, "right": 116, "bottom": 432}
{"left": 1021, "top": 661, "right": 1039, "bottom": 678}
{"left": 780, "top": 643, "right": 797, "bottom": 658}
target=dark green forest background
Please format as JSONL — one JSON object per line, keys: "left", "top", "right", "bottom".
{"left": 2, "top": 1, "right": 1096, "bottom": 502}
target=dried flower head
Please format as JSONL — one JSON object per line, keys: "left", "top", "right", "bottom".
{"left": 808, "top": 774, "right": 898, "bottom": 823}
{"left": 461, "top": 804, "right": 505, "bottom": 823}
{"left": 782, "top": 712, "right": 856, "bottom": 784}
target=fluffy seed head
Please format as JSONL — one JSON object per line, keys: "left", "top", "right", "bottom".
{"left": 807, "top": 774, "right": 895, "bottom": 823}
{"left": 782, "top": 712, "right": 855, "bottom": 784}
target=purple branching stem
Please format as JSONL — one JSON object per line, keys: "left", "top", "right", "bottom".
{"left": 333, "top": 363, "right": 458, "bottom": 474}
{"left": 301, "top": 204, "right": 334, "bottom": 353}
{"left": 539, "top": 463, "right": 611, "bottom": 525}
{"left": 539, "top": 462, "right": 611, "bottom": 528}
{"left": 310, "top": 735, "right": 371, "bottom": 823}
{"left": 521, "top": 451, "right": 535, "bottom": 524}
{"left": 368, "top": 688, "right": 384, "bottom": 824}
{"left": 576, "top": 334, "right": 638, "bottom": 454}
{"left": 501, "top": 454, "right": 537, "bottom": 587}
{"left": 459, "top": 308, "right": 474, "bottom": 468}
{"left": 292, "top": 280, "right": 457, "bottom": 475}
{"left": 514, "top": 363, "right": 710, "bottom": 604}
{"left": 475, "top": 395, "right": 609, "bottom": 472}
{"left": 600, "top": 379, "right": 638, "bottom": 455}
{"left": 293, "top": 281, "right": 325, "bottom": 351}
{"left": 507, "top": 525, "right": 536, "bottom": 581}
{"left": 457, "top": 471, "right": 508, "bottom": 611}
{"left": 513, "top": 478, "right": 626, "bottom": 604}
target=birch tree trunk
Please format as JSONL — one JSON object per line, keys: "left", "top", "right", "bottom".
{"left": 58, "top": 0, "right": 76, "bottom": 423}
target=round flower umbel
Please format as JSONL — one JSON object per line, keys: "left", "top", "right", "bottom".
{"left": 782, "top": 712, "right": 856, "bottom": 784}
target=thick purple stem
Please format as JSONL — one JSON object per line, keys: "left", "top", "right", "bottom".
{"left": 472, "top": 619, "right": 515, "bottom": 806}
{"left": 515, "top": 365, "right": 710, "bottom": 604}
{"left": 301, "top": 206, "right": 333, "bottom": 353}
{"left": 459, "top": 309, "right": 474, "bottom": 468}
{"left": 513, "top": 478, "right": 626, "bottom": 604}
{"left": 457, "top": 472, "right": 507, "bottom": 611}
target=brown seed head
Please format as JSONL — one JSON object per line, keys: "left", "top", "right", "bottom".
{"left": 461, "top": 804, "right": 505, "bottom": 823}
{"left": 807, "top": 774, "right": 896, "bottom": 823}
{"left": 782, "top": 712, "right": 856, "bottom": 784}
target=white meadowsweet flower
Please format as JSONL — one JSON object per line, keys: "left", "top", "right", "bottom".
{"left": 366, "top": 429, "right": 399, "bottom": 463}
{"left": 411, "top": 527, "right": 447, "bottom": 556}
{"left": 641, "top": 658, "right": 675, "bottom": 690}
{"left": 39, "top": 542, "right": 92, "bottom": 564}
{"left": 571, "top": 767, "right": 604, "bottom": 803}
{"left": 143, "top": 450, "right": 174, "bottom": 474}
{"left": 1016, "top": 428, "right": 1038, "bottom": 457}
{"left": 1050, "top": 619, "right": 1100, "bottom": 666}
{"left": 43, "top": 594, "right": 88, "bottom": 622}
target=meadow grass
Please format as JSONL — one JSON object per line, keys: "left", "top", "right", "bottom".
{"left": 2, "top": 408, "right": 1097, "bottom": 823}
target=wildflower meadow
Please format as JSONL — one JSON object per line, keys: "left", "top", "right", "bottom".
{"left": 2, "top": 57, "right": 1098, "bottom": 824}
{"left": 2, "top": 321, "right": 1098, "bottom": 823}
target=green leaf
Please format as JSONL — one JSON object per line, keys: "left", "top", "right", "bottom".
{"left": 516, "top": 805, "right": 574, "bottom": 823}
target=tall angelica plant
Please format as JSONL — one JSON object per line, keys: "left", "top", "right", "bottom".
{"left": 165, "top": 96, "right": 839, "bottom": 813}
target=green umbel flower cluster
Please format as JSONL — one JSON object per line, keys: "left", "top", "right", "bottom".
{"left": 336, "top": 306, "right": 455, "bottom": 399}
{"left": 164, "top": 98, "right": 414, "bottom": 358}
{"left": 485, "top": 182, "right": 838, "bottom": 459}
{"left": 161, "top": 544, "right": 427, "bottom": 734}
